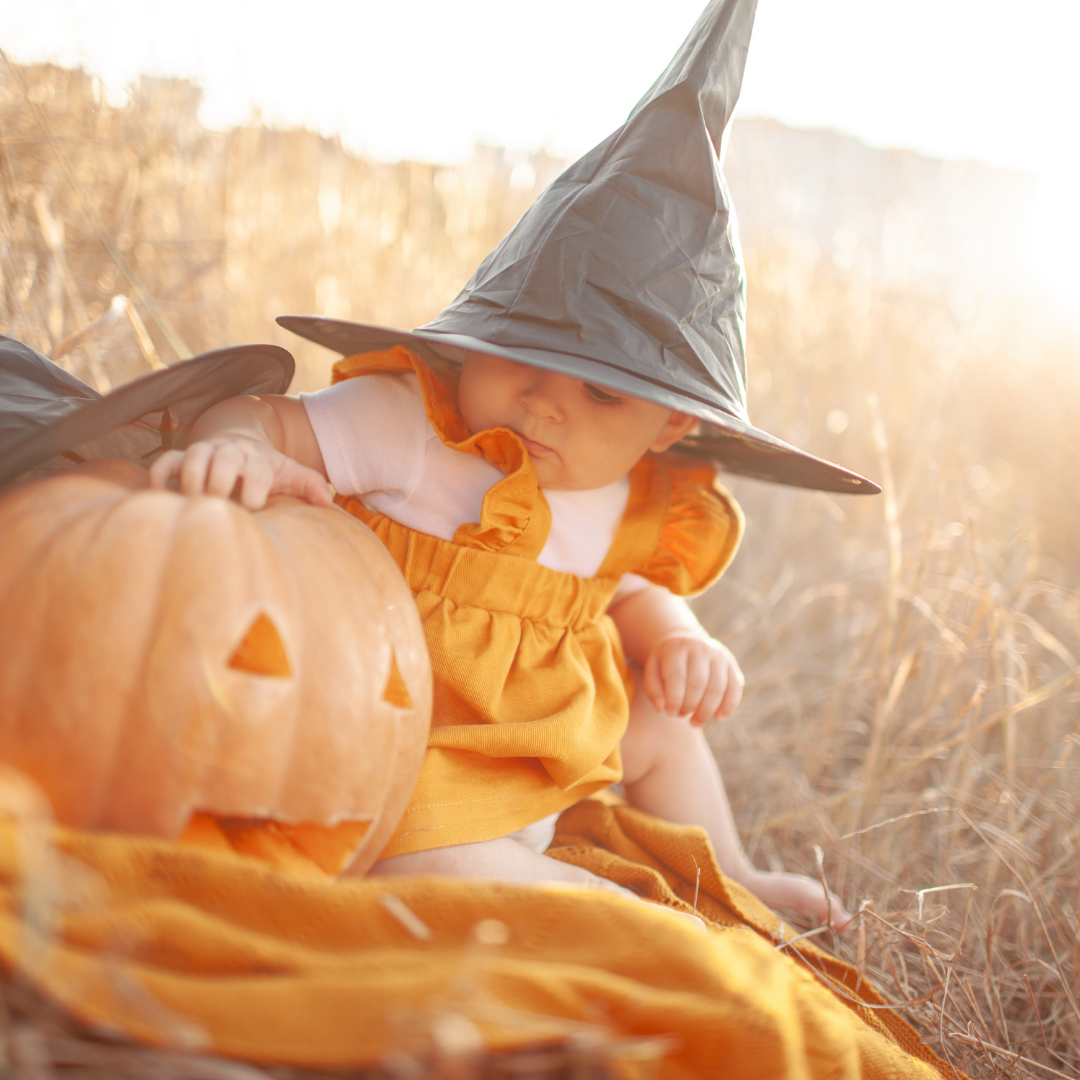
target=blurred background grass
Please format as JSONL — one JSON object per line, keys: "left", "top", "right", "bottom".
{"left": 4, "top": 58, "right": 1080, "bottom": 1079}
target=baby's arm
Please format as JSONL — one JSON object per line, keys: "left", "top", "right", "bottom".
{"left": 148, "top": 395, "right": 332, "bottom": 509}
{"left": 611, "top": 586, "right": 852, "bottom": 930}
{"left": 609, "top": 584, "right": 743, "bottom": 726}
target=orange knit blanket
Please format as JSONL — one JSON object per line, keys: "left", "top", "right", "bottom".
{"left": 0, "top": 798, "right": 959, "bottom": 1079}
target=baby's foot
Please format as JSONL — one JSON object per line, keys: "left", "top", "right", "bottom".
{"left": 740, "top": 869, "right": 852, "bottom": 932}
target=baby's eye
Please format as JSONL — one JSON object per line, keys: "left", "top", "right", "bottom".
{"left": 583, "top": 383, "right": 624, "bottom": 406}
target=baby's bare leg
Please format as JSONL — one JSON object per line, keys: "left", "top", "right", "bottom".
{"left": 364, "top": 837, "right": 705, "bottom": 931}
{"left": 620, "top": 670, "right": 851, "bottom": 929}
{"left": 365, "top": 837, "right": 632, "bottom": 898}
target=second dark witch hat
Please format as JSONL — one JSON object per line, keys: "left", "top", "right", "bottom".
{"left": 0, "top": 336, "right": 294, "bottom": 490}
{"left": 279, "top": 0, "right": 879, "bottom": 496}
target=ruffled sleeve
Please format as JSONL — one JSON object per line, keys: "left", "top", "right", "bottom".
{"left": 598, "top": 453, "right": 743, "bottom": 597}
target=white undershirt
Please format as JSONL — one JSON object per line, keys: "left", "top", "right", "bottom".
{"left": 302, "top": 373, "right": 650, "bottom": 592}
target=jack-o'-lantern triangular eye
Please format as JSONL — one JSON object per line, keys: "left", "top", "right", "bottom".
{"left": 381, "top": 651, "right": 412, "bottom": 709}
{"left": 228, "top": 613, "right": 291, "bottom": 678}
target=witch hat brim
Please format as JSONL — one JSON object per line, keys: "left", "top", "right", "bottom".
{"left": 277, "top": 315, "right": 879, "bottom": 496}
{"left": 0, "top": 335, "right": 294, "bottom": 489}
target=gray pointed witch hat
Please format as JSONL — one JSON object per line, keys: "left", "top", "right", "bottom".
{"left": 279, "top": 0, "right": 878, "bottom": 496}
{"left": 0, "top": 335, "right": 294, "bottom": 490}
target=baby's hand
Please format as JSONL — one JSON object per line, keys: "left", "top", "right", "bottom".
{"left": 643, "top": 632, "right": 744, "bottom": 727}
{"left": 148, "top": 435, "right": 332, "bottom": 511}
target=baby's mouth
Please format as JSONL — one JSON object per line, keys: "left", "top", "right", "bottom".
{"left": 517, "top": 433, "right": 556, "bottom": 457}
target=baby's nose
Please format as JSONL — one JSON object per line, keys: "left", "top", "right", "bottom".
{"left": 520, "top": 373, "right": 569, "bottom": 420}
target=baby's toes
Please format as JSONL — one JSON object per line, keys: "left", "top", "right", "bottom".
{"left": 749, "top": 871, "right": 851, "bottom": 931}
{"left": 791, "top": 878, "right": 852, "bottom": 932}
{"left": 826, "top": 894, "right": 854, "bottom": 933}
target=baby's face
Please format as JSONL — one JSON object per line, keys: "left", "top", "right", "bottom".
{"left": 457, "top": 352, "right": 696, "bottom": 490}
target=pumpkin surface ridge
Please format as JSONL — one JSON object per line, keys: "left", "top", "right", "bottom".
{"left": 1, "top": 482, "right": 171, "bottom": 827}
{"left": 101, "top": 489, "right": 205, "bottom": 831}
{"left": 0, "top": 506, "right": 96, "bottom": 790}
{"left": 0, "top": 478, "right": 120, "bottom": 623}
{"left": 0, "top": 491, "right": 123, "bottom": 693}
{"left": 181, "top": 496, "right": 297, "bottom": 823}
{"left": 236, "top": 503, "right": 306, "bottom": 813}
{"left": 105, "top": 493, "right": 246, "bottom": 833}
{"left": 270, "top": 506, "right": 371, "bottom": 823}
{"left": 2, "top": 479, "right": 103, "bottom": 557}
{"left": 347, "top": 708, "right": 406, "bottom": 862}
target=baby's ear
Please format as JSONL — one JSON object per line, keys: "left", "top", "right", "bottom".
{"left": 650, "top": 411, "right": 699, "bottom": 453}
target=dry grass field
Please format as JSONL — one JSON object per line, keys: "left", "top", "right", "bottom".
{"left": 703, "top": 255, "right": 1080, "bottom": 1078}
{"left": 3, "top": 56, "right": 1080, "bottom": 1079}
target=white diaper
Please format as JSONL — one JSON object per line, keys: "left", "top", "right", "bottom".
{"left": 504, "top": 812, "right": 560, "bottom": 853}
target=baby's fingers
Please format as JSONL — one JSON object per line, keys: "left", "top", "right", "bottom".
{"left": 691, "top": 664, "right": 727, "bottom": 727}
{"left": 205, "top": 442, "right": 246, "bottom": 499}
{"left": 178, "top": 441, "right": 215, "bottom": 497}
{"left": 272, "top": 460, "right": 334, "bottom": 507}
{"left": 715, "top": 666, "right": 744, "bottom": 721}
{"left": 658, "top": 647, "right": 688, "bottom": 715}
{"left": 235, "top": 454, "right": 276, "bottom": 510}
{"left": 680, "top": 649, "right": 712, "bottom": 720}
{"left": 643, "top": 652, "right": 667, "bottom": 714}
{"left": 148, "top": 449, "right": 185, "bottom": 489}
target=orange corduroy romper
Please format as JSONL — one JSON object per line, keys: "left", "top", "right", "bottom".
{"left": 327, "top": 346, "right": 744, "bottom": 859}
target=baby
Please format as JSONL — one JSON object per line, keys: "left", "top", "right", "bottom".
{"left": 147, "top": 0, "right": 874, "bottom": 930}
{"left": 149, "top": 346, "right": 851, "bottom": 929}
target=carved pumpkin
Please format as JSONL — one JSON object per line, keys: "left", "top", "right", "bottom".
{"left": 0, "top": 461, "right": 431, "bottom": 874}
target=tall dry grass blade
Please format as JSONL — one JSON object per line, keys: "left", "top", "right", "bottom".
{"left": 1014, "top": 611, "right": 1077, "bottom": 668}
{"left": 1024, "top": 974, "right": 1052, "bottom": 1056}
{"left": 914, "top": 884, "right": 977, "bottom": 924}
{"left": 1001, "top": 616, "right": 1020, "bottom": 797}
{"left": 867, "top": 392, "right": 901, "bottom": 628}
{"left": 937, "top": 965, "right": 955, "bottom": 1075}
{"left": 947, "top": 1034, "right": 1077, "bottom": 1079}
{"left": 121, "top": 294, "right": 165, "bottom": 369}
{"left": 859, "top": 651, "right": 915, "bottom": 816}
{"left": 841, "top": 807, "right": 956, "bottom": 841}
{"left": 866, "top": 668, "right": 1079, "bottom": 788}
{"left": 897, "top": 591, "right": 966, "bottom": 654}
{"left": 958, "top": 808, "right": 1080, "bottom": 1026}
{"left": 32, "top": 190, "right": 111, "bottom": 390}
{"left": 50, "top": 292, "right": 126, "bottom": 361}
